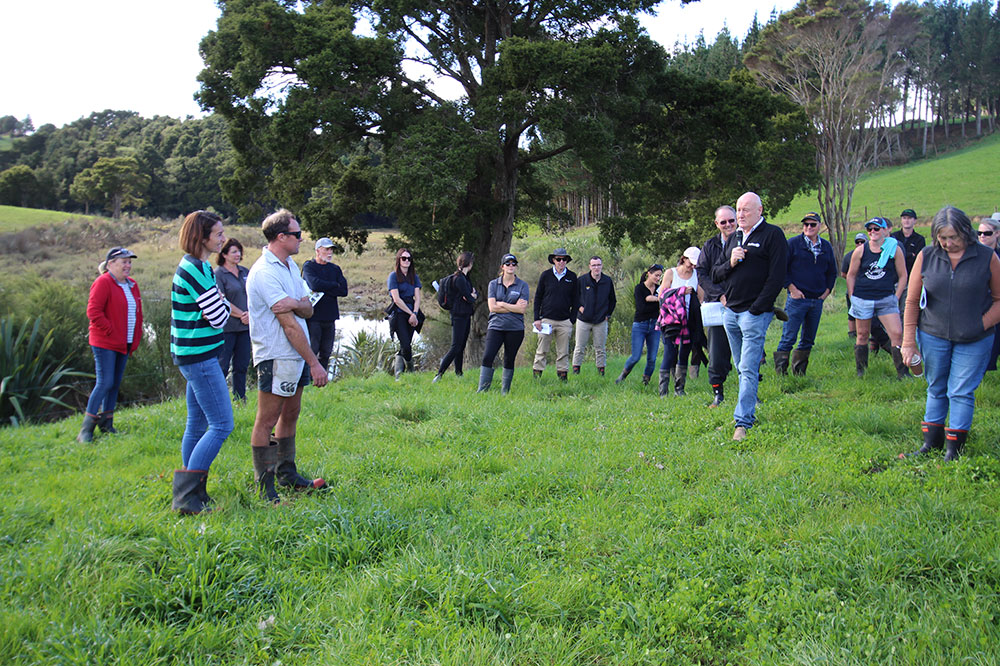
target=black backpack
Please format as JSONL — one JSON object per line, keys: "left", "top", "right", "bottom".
{"left": 436, "top": 273, "right": 457, "bottom": 310}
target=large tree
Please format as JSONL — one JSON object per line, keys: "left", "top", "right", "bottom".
{"left": 745, "top": 0, "right": 917, "bottom": 257}
{"left": 69, "top": 156, "right": 150, "bottom": 219}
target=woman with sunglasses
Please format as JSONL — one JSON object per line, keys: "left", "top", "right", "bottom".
{"left": 616, "top": 263, "right": 663, "bottom": 386}
{"left": 388, "top": 248, "right": 422, "bottom": 379}
{"left": 846, "top": 217, "right": 909, "bottom": 379}
{"left": 899, "top": 206, "right": 1000, "bottom": 461}
{"left": 478, "top": 253, "right": 529, "bottom": 394}
{"left": 977, "top": 217, "right": 1000, "bottom": 371}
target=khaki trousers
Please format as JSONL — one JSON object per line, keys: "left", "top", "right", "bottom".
{"left": 532, "top": 318, "right": 573, "bottom": 372}
{"left": 572, "top": 319, "right": 608, "bottom": 368}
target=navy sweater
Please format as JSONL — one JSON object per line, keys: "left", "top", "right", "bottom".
{"left": 784, "top": 234, "right": 838, "bottom": 299}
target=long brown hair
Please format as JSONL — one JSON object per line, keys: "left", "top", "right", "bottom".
{"left": 216, "top": 238, "right": 244, "bottom": 266}
{"left": 179, "top": 210, "right": 222, "bottom": 256}
{"left": 394, "top": 248, "right": 415, "bottom": 285}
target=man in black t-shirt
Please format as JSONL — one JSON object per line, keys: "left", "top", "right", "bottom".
{"left": 890, "top": 208, "right": 925, "bottom": 315}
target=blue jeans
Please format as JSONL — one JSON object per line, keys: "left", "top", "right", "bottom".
{"left": 918, "top": 329, "right": 994, "bottom": 431}
{"left": 178, "top": 357, "right": 234, "bottom": 472}
{"left": 777, "top": 297, "right": 825, "bottom": 352}
{"left": 660, "top": 332, "right": 690, "bottom": 372}
{"left": 85, "top": 346, "right": 128, "bottom": 416}
{"left": 218, "top": 331, "right": 251, "bottom": 400}
{"left": 623, "top": 319, "right": 660, "bottom": 377}
{"left": 723, "top": 308, "right": 774, "bottom": 429}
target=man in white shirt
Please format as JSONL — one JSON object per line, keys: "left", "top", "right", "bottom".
{"left": 247, "top": 209, "right": 329, "bottom": 502}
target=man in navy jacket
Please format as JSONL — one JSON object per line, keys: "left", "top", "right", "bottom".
{"left": 773, "top": 212, "right": 838, "bottom": 376}
{"left": 302, "top": 237, "right": 349, "bottom": 373}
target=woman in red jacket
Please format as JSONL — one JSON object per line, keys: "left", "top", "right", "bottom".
{"left": 77, "top": 247, "right": 143, "bottom": 442}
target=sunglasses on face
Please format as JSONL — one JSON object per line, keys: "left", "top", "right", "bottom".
{"left": 802, "top": 222, "right": 818, "bottom": 227}
{"left": 504, "top": 261, "right": 518, "bottom": 266}
{"left": 400, "top": 256, "right": 412, "bottom": 261}
{"left": 978, "top": 230, "right": 994, "bottom": 237}
{"left": 718, "top": 219, "right": 736, "bottom": 225}
{"left": 282, "top": 230, "right": 302, "bottom": 239}
{"left": 553, "top": 257, "right": 568, "bottom": 262}
{"left": 866, "top": 227, "right": 881, "bottom": 232}
{"left": 855, "top": 240, "right": 865, "bottom": 245}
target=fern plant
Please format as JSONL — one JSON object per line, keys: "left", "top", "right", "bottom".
{"left": 0, "top": 317, "right": 90, "bottom": 426}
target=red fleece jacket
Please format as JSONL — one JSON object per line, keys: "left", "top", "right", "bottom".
{"left": 87, "top": 272, "right": 143, "bottom": 354}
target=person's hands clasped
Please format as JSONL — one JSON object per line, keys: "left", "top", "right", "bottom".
{"left": 408, "top": 312, "right": 418, "bottom": 328}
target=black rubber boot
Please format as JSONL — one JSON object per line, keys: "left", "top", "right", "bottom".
{"left": 597, "top": 367, "right": 605, "bottom": 376}
{"left": 76, "top": 413, "right": 98, "bottom": 443}
{"left": 642, "top": 374, "right": 651, "bottom": 386}
{"left": 658, "top": 369, "right": 671, "bottom": 397}
{"left": 615, "top": 365, "right": 632, "bottom": 385}
{"left": 172, "top": 469, "right": 209, "bottom": 514}
{"left": 393, "top": 355, "right": 405, "bottom": 380}
{"left": 674, "top": 365, "right": 687, "bottom": 396}
{"left": 710, "top": 383, "right": 724, "bottom": 407}
{"left": 557, "top": 371, "right": 568, "bottom": 382}
{"left": 891, "top": 346, "right": 910, "bottom": 380}
{"left": 773, "top": 350, "right": 790, "bottom": 376}
{"left": 944, "top": 428, "right": 968, "bottom": 462}
{"left": 899, "top": 421, "right": 945, "bottom": 459}
{"left": 791, "top": 349, "right": 810, "bottom": 376}
{"left": 477, "top": 366, "right": 494, "bottom": 393}
{"left": 501, "top": 368, "right": 514, "bottom": 395}
{"left": 572, "top": 365, "right": 580, "bottom": 374}
{"left": 533, "top": 369, "right": 543, "bottom": 378}
{"left": 252, "top": 443, "right": 281, "bottom": 503}
{"left": 97, "top": 411, "right": 118, "bottom": 434}
{"left": 275, "top": 436, "right": 327, "bottom": 491}
{"left": 854, "top": 344, "right": 869, "bottom": 377}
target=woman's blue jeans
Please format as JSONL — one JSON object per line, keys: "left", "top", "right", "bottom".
{"left": 623, "top": 319, "right": 660, "bottom": 377}
{"left": 85, "top": 346, "right": 128, "bottom": 415}
{"left": 178, "top": 357, "right": 234, "bottom": 472}
{"left": 919, "top": 329, "right": 994, "bottom": 431}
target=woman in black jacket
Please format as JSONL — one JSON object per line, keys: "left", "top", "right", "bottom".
{"left": 434, "top": 251, "right": 477, "bottom": 381}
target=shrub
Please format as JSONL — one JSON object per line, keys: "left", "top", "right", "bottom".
{"left": 337, "top": 329, "right": 424, "bottom": 377}
{"left": 0, "top": 317, "right": 90, "bottom": 426}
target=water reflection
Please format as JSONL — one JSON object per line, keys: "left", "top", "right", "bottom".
{"left": 331, "top": 311, "right": 456, "bottom": 372}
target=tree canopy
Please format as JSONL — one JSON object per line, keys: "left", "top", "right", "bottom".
{"left": 198, "top": 0, "right": 815, "bottom": 304}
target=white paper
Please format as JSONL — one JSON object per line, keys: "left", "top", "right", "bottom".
{"left": 701, "top": 302, "right": 724, "bottom": 327}
{"left": 534, "top": 323, "right": 553, "bottom": 335}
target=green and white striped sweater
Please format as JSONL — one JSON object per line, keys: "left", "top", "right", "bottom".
{"left": 171, "top": 254, "right": 230, "bottom": 365}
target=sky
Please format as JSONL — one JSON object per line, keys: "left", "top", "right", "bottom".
{"left": 2, "top": 0, "right": 799, "bottom": 129}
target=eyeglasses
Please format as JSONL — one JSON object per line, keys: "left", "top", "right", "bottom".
{"left": 553, "top": 257, "right": 568, "bottom": 262}
{"left": 802, "top": 222, "right": 818, "bottom": 227}
{"left": 282, "top": 230, "right": 302, "bottom": 239}
{"left": 978, "top": 230, "right": 994, "bottom": 237}
{"left": 718, "top": 219, "right": 736, "bottom": 225}
{"left": 400, "top": 256, "right": 412, "bottom": 261}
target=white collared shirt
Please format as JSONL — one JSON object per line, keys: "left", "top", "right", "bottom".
{"left": 247, "top": 247, "right": 310, "bottom": 364}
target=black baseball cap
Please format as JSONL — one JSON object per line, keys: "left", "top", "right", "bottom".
{"left": 801, "top": 212, "right": 821, "bottom": 223}
{"left": 106, "top": 247, "right": 137, "bottom": 261}
{"left": 901, "top": 209, "right": 917, "bottom": 218}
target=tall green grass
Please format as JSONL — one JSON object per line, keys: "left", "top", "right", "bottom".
{"left": 4, "top": 297, "right": 1000, "bottom": 663}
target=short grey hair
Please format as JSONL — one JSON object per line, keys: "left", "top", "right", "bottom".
{"left": 930, "top": 206, "right": 976, "bottom": 248}
{"left": 715, "top": 205, "right": 736, "bottom": 218}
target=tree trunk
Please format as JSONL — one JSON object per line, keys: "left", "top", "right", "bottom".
{"left": 112, "top": 192, "right": 123, "bottom": 219}
{"left": 976, "top": 98, "right": 982, "bottom": 137}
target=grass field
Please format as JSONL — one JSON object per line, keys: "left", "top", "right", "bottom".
{"left": 782, "top": 132, "right": 1000, "bottom": 227}
{"left": 4, "top": 296, "right": 1000, "bottom": 663}
{"left": 0, "top": 204, "right": 98, "bottom": 234}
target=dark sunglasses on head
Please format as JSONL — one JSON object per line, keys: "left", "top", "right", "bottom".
{"left": 978, "top": 230, "right": 994, "bottom": 237}
{"left": 282, "top": 230, "right": 302, "bottom": 239}
{"left": 802, "top": 222, "right": 818, "bottom": 227}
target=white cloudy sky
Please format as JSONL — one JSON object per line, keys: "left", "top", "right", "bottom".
{"left": 3, "top": 0, "right": 799, "bottom": 129}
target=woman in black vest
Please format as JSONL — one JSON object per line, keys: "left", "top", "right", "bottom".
{"left": 434, "top": 251, "right": 477, "bottom": 382}
{"left": 899, "top": 207, "right": 1000, "bottom": 461}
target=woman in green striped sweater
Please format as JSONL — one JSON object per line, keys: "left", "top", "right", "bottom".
{"left": 169, "top": 211, "right": 247, "bottom": 514}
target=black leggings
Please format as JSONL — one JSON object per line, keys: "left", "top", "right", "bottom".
{"left": 481, "top": 329, "right": 524, "bottom": 370}
{"left": 438, "top": 314, "right": 471, "bottom": 374}
{"left": 391, "top": 310, "right": 415, "bottom": 369}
